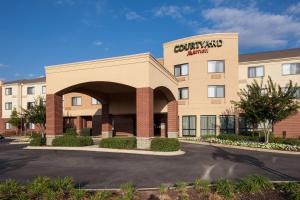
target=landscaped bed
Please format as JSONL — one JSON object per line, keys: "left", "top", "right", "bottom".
{"left": 182, "top": 134, "right": 300, "bottom": 152}
{"left": 0, "top": 175, "right": 299, "bottom": 200}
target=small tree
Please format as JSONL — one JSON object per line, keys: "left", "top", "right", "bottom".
{"left": 22, "top": 96, "right": 46, "bottom": 137}
{"left": 8, "top": 108, "right": 21, "bottom": 134}
{"left": 232, "top": 76, "right": 300, "bottom": 143}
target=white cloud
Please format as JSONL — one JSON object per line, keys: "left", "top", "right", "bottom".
{"left": 93, "top": 40, "right": 103, "bottom": 46}
{"left": 0, "top": 63, "right": 7, "bottom": 68}
{"left": 198, "top": 7, "right": 300, "bottom": 48}
{"left": 287, "top": 2, "right": 300, "bottom": 14}
{"left": 125, "top": 11, "right": 144, "bottom": 21}
{"left": 154, "top": 5, "right": 194, "bottom": 20}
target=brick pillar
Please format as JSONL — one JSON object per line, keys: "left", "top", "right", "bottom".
{"left": 167, "top": 100, "right": 178, "bottom": 138}
{"left": 46, "top": 94, "right": 63, "bottom": 145}
{"left": 101, "top": 104, "right": 112, "bottom": 138}
{"left": 136, "top": 87, "right": 153, "bottom": 149}
{"left": 76, "top": 116, "right": 83, "bottom": 134}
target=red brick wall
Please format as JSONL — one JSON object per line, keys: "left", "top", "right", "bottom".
{"left": 92, "top": 115, "right": 101, "bottom": 136}
{"left": 101, "top": 104, "right": 112, "bottom": 133}
{"left": 113, "top": 115, "right": 135, "bottom": 136}
{"left": 167, "top": 100, "right": 178, "bottom": 133}
{"left": 136, "top": 87, "right": 153, "bottom": 137}
{"left": 273, "top": 111, "right": 300, "bottom": 138}
{"left": 46, "top": 94, "right": 63, "bottom": 135}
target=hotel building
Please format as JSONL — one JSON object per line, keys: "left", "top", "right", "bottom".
{"left": 0, "top": 33, "right": 299, "bottom": 148}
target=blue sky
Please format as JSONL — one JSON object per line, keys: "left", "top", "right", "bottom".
{"left": 0, "top": 0, "right": 300, "bottom": 81}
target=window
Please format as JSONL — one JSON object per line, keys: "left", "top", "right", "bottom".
{"left": 208, "top": 85, "right": 225, "bottom": 98}
{"left": 220, "top": 115, "right": 235, "bottom": 134}
{"left": 27, "top": 102, "right": 34, "bottom": 109}
{"left": 296, "top": 88, "right": 300, "bottom": 99}
{"left": 182, "top": 116, "right": 196, "bottom": 136}
{"left": 282, "top": 63, "right": 300, "bottom": 75}
{"left": 91, "top": 98, "right": 101, "bottom": 105}
{"left": 27, "top": 87, "right": 35, "bottom": 95}
{"left": 42, "top": 86, "right": 46, "bottom": 94}
{"left": 5, "top": 102, "right": 12, "bottom": 110}
{"left": 5, "top": 123, "right": 12, "bottom": 130}
{"left": 5, "top": 88, "right": 12, "bottom": 95}
{"left": 27, "top": 123, "right": 35, "bottom": 130}
{"left": 174, "top": 63, "right": 188, "bottom": 77}
{"left": 248, "top": 66, "right": 264, "bottom": 78}
{"left": 179, "top": 87, "right": 189, "bottom": 99}
{"left": 239, "top": 116, "right": 254, "bottom": 133}
{"left": 208, "top": 60, "right": 225, "bottom": 73}
{"left": 72, "top": 97, "right": 82, "bottom": 106}
{"left": 200, "top": 115, "right": 216, "bottom": 135}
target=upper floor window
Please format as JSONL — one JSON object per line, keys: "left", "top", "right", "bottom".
{"left": 42, "top": 86, "right": 46, "bottom": 94}
{"left": 27, "top": 102, "right": 34, "bottom": 109}
{"left": 91, "top": 98, "right": 101, "bottom": 105}
{"left": 174, "top": 63, "right": 188, "bottom": 77}
{"left": 248, "top": 66, "right": 264, "bottom": 78}
{"left": 72, "top": 97, "right": 82, "bottom": 106}
{"left": 208, "top": 60, "right": 225, "bottom": 73}
{"left": 5, "top": 102, "right": 12, "bottom": 110}
{"left": 27, "top": 87, "right": 35, "bottom": 95}
{"left": 282, "top": 63, "right": 300, "bottom": 75}
{"left": 5, "top": 88, "right": 12, "bottom": 95}
{"left": 178, "top": 87, "right": 189, "bottom": 99}
{"left": 208, "top": 85, "right": 225, "bottom": 98}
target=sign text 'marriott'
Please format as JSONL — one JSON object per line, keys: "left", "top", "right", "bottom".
{"left": 174, "top": 40, "right": 223, "bottom": 56}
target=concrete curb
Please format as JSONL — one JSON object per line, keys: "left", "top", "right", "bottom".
{"left": 180, "top": 140, "right": 300, "bottom": 155}
{"left": 24, "top": 146, "right": 185, "bottom": 156}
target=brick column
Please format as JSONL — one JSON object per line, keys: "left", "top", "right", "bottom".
{"left": 76, "top": 116, "right": 83, "bottom": 134}
{"left": 136, "top": 87, "right": 153, "bottom": 149}
{"left": 167, "top": 100, "right": 178, "bottom": 138}
{"left": 46, "top": 94, "right": 63, "bottom": 145}
{"left": 101, "top": 104, "right": 112, "bottom": 138}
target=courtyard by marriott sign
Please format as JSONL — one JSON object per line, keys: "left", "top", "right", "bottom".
{"left": 174, "top": 39, "right": 223, "bottom": 56}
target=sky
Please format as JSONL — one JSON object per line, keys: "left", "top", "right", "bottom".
{"left": 0, "top": 0, "right": 300, "bottom": 81}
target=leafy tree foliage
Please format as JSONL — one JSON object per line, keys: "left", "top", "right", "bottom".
{"left": 8, "top": 108, "right": 21, "bottom": 134}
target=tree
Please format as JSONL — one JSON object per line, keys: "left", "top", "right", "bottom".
{"left": 8, "top": 108, "right": 21, "bottom": 134}
{"left": 22, "top": 96, "right": 46, "bottom": 136}
{"left": 232, "top": 76, "right": 300, "bottom": 143}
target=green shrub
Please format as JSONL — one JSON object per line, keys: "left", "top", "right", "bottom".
{"left": 159, "top": 183, "right": 168, "bottom": 196}
{"left": 52, "top": 135, "right": 93, "bottom": 147}
{"left": 80, "top": 128, "right": 92, "bottom": 136}
{"left": 100, "top": 137, "right": 136, "bottom": 149}
{"left": 119, "top": 182, "right": 135, "bottom": 200}
{"left": 27, "top": 176, "right": 51, "bottom": 198}
{"left": 236, "top": 175, "right": 273, "bottom": 193}
{"left": 0, "top": 179, "right": 22, "bottom": 200}
{"left": 176, "top": 181, "right": 189, "bottom": 200}
{"left": 150, "top": 138, "right": 180, "bottom": 152}
{"left": 194, "top": 178, "right": 209, "bottom": 195}
{"left": 216, "top": 178, "right": 235, "bottom": 199}
{"left": 277, "top": 182, "right": 300, "bottom": 200}
{"left": 89, "top": 191, "right": 112, "bottom": 200}
{"left": 50, "top": 176, "right": 74, "bottom": 194}
{"left": 70, "top": 188, "right": 88, "bottom": 200}
{"left": 65, "top": 128, "right": 77, "bottom": 136}
{"left": 29, "top": 133, "right": 46, "bottom": 146}
{"left": 45, "top": 189, "right": 62, "bottom": 200}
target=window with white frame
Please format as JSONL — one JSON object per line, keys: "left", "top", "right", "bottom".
{"left": 208, "top": 85, "right": 225, "bottom": 98}
{"left": 178, "top": 87, "right": 189, "bottom": 99}
{"left": 27, "top": 102, "right": 34, "bottom": 109}
{"left": 5, "top": 88, "right": 12, "bottom": 95}
{"left": 28, "top": 123, "right": 35, "bottom": 130}
{"left": 72, "top": 97, "right": 82, "bottom": 106}
{"left": 91, "top": 98, "right": 101, "bottom": 105}
{"left": 208, "top": 60, "right": 225, "bottom": 73}
{"left": 42, "top": 86, "right": 46, "bottom": 94}
{"left": 282, "top": 63, "right": 300, "bottom": 75}
{"left": 248, "top": 66, "right": 264, "bottom": 78}
{"left": 27, "top": 86, "right": 35, "bottom": 95}
{"left": 174, "top": 63, "right": 188, "bottom": 77}
{"left": 5, "top": 102, "right": 12, "bottom": 110}
{"left": 5, "top": 123, "right": 12, "bottom": 130}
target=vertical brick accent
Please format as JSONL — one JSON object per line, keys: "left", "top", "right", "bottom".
{"left": 75, "top": 116, "right": 83, "bottom": 133}
{"left": 167, "top": 100, "right": 178, "bottom": 134}
{"left": 46, "top": 94, "right": 63, "bottom": 135}
{"left": 273, "top": 111, "right": 300, "bottom": 138}
{"left": 101, "top": 104, "right": 112, "bottom": 133}
{"left": 136, "top": 87, "right": 153, "bottom": 137}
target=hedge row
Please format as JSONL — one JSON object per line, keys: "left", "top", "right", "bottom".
{"left": 99, "top": 137, "right": 137, "bottom": 149}
{"left": 52, "top": 135, "right": 93, "bottom": 147}
{"left": 150, "top": 138, "right": 180, "bottom": 152}
{"left": 29, "top": 134, "right": 46, "bottom": 146}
